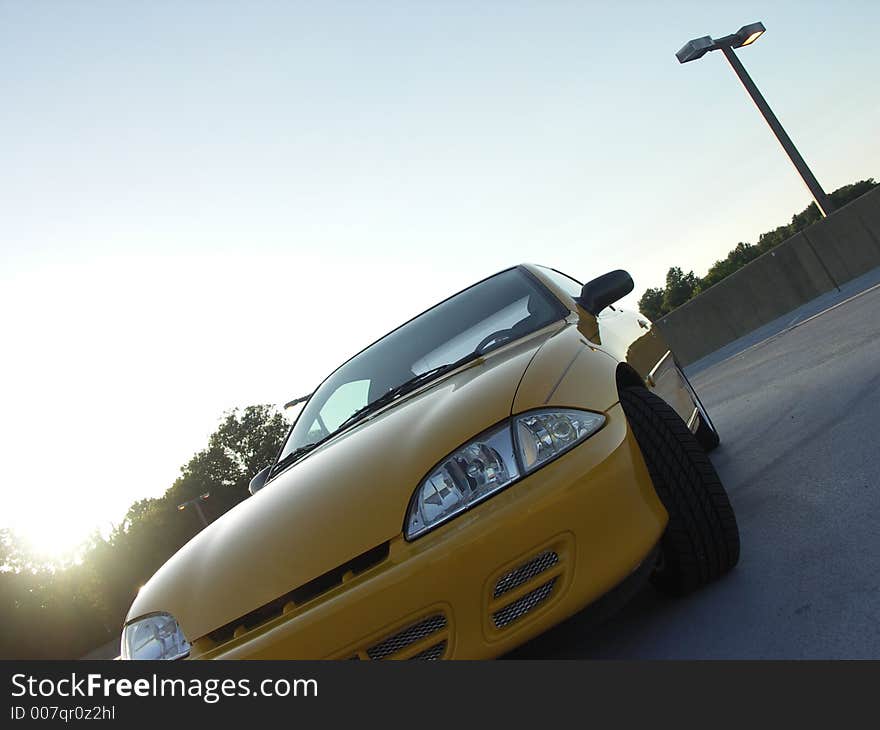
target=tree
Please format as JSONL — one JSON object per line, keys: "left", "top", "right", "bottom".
{"left": 637, "top": 178, "right": 878, "bottom": 314}
{"left": 166, "top": 404, "right": 289, "bottom": 517}
{"left": 0, "top": 404, "right": 290, "bottom": 659}
{"left": 700, "top": 242, "right": 761, "bottom": 292}
{"left": 662, "top": 267, "right": 699, "bottom": 312}
{"left": 638, "top": 287, "right": 666, "bottom": 321}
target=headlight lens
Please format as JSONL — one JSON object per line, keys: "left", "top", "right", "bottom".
{"left": 405, "top": 423, "right": 520, "bottom": 540}
{"left": 514, "top": 409, "right": 605, "bottom": 472}
{"left": 120, "top": 613, "right": 190, "bottom": 660}
{"left": 405, "top": 409, "right": 605, "bottom": 540}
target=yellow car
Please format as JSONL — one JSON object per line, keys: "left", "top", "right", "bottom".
{"left": 121, "top": 264, "right": 739, "bottom": 660}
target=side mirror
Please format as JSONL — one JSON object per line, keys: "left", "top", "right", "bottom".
{"left": 248, "top": 465, "right": 272, "bottom": 495}
{"left": 577, "top": 270, "right": 634, "bottom": 315}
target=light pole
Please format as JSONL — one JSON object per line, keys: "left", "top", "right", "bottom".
{"left": 177, "top": 492, "right": 211, "bottom": 528}
{"left": 676, "top": 22, "right": 835, "bottom": 217}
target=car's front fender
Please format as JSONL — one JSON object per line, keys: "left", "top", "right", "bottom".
{"left": 512, "top": 322, "right": 622, "bottom": 414}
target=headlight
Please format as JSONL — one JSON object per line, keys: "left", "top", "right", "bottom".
{"left": 514, "top": 409, "right": 606, "bottom": 472}
{"left": 405, "top": 423, "right": 519, "bottom": 540}
{"left": 120, "top": 613, "right": 190, "bottom": 660}
{"left": 405, "top": 409, "right": 605, "bottom": 540}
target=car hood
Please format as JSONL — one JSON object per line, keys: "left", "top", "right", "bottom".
{"left": 126, "top": 324, "right": 564, "bottom": 641}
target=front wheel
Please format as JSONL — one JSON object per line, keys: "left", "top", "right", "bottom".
{"left": 620, "top": 386, "right": 740, "bottom": 596}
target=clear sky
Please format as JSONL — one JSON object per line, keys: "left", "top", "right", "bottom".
{"left": 2, "top": 1, "right": 878, "bottom": 557}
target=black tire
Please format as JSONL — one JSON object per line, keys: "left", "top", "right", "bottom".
{"left": 620, "top": 386, "right": 739, "bottom": 596}
{"left": 677, "top": 365, "right": 720, "bottom": 452}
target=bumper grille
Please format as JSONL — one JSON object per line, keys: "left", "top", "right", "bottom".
{"left": 486, "top": 540, "right": 569, "bottom": 633}
{"left": 206, "top": 542, "right": 390, "bottom": 648}
{"left": 366, "top": 614, "right": 448, "bottom": 660}
{"left": 494, "top": 551, "right": 559, "bottom": 598}
{"left": 410, "top": 641, "right": 446, "bottom": 661}
{"left": 492, "top": 578, "right": 557, "bottom": 629}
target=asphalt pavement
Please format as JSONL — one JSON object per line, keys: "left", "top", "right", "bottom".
{"left": 511, "top": 283, "right": 880, "bottom": 658}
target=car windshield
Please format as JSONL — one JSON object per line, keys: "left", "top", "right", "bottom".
{"left": 276, "top": 267, "right": 566, "bottom": 464}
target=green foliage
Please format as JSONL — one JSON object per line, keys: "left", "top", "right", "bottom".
{"left": 638, "top": 287, "right": 666, "bottom": 322}
{"left": 0, "top": 405, "right": 289, "bottom": 659}
{"left": 700, "top": 242, "right": 763, "bottom": 292}
{"left": 638, "top": 179, "right": 878, "bottom": 319}
{"left": 636, "top": 268, "right": 700, "bottom": 321}
{"left": 663, "top": 267, "right": 700, "bottom": 311}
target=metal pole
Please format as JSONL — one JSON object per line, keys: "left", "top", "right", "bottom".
{"left": 719, "top": 44, "right": 834, "bottom": 217}
{"left": 192, "top": 500, "right": 209, "bottom": 528}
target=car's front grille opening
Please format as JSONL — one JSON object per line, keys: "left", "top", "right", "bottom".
{"left": 487, "top": 543, "right": 567, "bottom": 632}
{"left": 291, "top": 542, "right": 390, "bottom": 605}
{"left": 206, "top": 541, "right": 390, "bottom": 647}
{"left": 410, "top": 641, "right": 447, "bottom": 661}
{"left": 366, "top": 614, "right": 448, "bottom": 660}
{"left": 492, "top": 578, "right": 557, "bottom": 628}
{"left": 494, "top": 551, "right": 559, "bottom": 598}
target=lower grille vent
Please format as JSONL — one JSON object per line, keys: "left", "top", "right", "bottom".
{"left": 494, "top": 551, "right": 559, "bottom": 598}
{"left": 366, "top": 614, "right": 448, "bottom": 660}
{"left": 410, "top": 641, "right": 446, "bottom": 661}
{"left": 492, "top": 578, "right": 557, "bottom": 628}
{"left": 488, "top": 543, "right": 568, "bottom": 632}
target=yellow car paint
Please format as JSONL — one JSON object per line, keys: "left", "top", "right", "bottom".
{"left": 190, "top": 404, "right": 665, "bottom": 659}
{"left": 124, "top": 263, "right": 704, "bottom": 660}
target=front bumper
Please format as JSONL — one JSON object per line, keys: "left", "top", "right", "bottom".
{"left": 190, "top": 403, "right": 667, "bottom": 659}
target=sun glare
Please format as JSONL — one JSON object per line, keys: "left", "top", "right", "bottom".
{"left": 7, "top": 509, "right": 108, "bottom": 566}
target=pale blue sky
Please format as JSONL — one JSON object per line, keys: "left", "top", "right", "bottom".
{"left": 2, "top": 1, "right": 878, "bottom": 555}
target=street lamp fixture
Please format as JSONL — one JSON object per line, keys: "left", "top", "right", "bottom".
{"left": 736, "top": 23, "right": 765, "bottom": 47}
{"left": 675, "top": 35, "right": 713, "bottom": 64}
{"left": 675, "top": 21, "right": 834, "bottom": 217}
{"left": 176, "top": 493, "right": 211, "bottom": 527}
{"left": 284, "top": 393, "right": 312, "bottom": 409}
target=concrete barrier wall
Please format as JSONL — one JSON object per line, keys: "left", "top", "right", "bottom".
{"left": 655, "top": 185, "right": 880, "bottom": 365}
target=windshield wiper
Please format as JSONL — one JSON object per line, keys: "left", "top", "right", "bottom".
{"left": 270, "top": 440, "right": 323, "bottom": 476}
{"left": 335, "top": 353, "right": 483, "bottom": 434}
{"left": 271, "top": 351, "right": 485, "bottom": 477}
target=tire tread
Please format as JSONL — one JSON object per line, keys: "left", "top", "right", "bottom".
{"left": 620, "top": 386, "right": 739, "bottom": 595}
